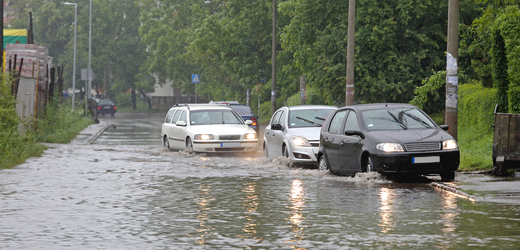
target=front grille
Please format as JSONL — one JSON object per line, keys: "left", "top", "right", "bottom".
{"left": 214, "top": 147, "right": 245, "bottom": 152}
{"left": 219, "top": 135, "right": 241, "bottom": 140}
{"left": 309, "top": 141, "right": 320, "bottom": 147}
{"left": 404, "top": 142, "right": 441, "bottom": 152}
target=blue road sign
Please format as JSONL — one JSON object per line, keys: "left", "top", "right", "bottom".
{"left": 192, "top": 74, "right": 200, "bottom": 83}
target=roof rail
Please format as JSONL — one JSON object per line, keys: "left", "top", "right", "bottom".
{"left": 173, "top": 103, "right": 224, "bottom": 110}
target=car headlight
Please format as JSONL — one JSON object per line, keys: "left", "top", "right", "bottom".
{"left": 376, "top": 143, "right": 404, "bottom": 152}
{"left": 442, "top": 139, "right": 458, "bottom": 150}
{"left": 194, "top": 134, "right": 214, "bottom": 140}
{"left": 244, "top": 133, "right": 257, "bottom": 140}
{"left": 292, "top": 136, "right": 311, "bottom": 147}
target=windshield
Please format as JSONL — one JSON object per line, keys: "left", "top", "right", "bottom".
{"left": 190, "top": 110, "right": 244, "bottom": 125}
{"left": 362, "top": 108, "right": 436, "bottom": 130}
{"left": 288, "top": 109, "right": 334, "bottom": 128}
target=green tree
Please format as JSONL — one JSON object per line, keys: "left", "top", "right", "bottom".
{"left": 491, "top": 28, "right": 509, "bottom": 112}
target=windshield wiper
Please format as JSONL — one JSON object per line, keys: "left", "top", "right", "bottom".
{"left": 296, "top": 116, "right": 322, "bottom": 127}
{"left": 387, "top": 111, "right": 408, "bottom": 130}
{"left": 403, "top": 112, "right": 432, "bottom": 129}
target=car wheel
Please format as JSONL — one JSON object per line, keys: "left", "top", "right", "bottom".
{"left": 440, "top": 171, "right": 455, "bottom": 182}
{"left": 493, "top": 165, "right": 507, "bottom": 176}
{"left": 283, "top": 146, "right": 289, "bottom": 158}
{"left": 186, "top": 137, "right": 193, "bottom": 151}
{"left": 111, "top": 112, "right": 115, "bottom": 117}
{"left": 263, "top": 142, "right": 269, "bottom": 157}
{"left": 164, "top": 136, "right": 170, "bottom": 150}
{"left": 318, "top": 155, "right": 329, "bottom": 171}
{"left": 364, "top": 156, "right": 374, "bottom": 173}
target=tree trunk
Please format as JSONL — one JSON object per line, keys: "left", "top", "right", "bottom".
{"left": 131, "top": 87, "right": 137, "bottom": 110}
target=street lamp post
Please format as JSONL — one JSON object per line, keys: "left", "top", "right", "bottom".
{"left": 88, "top": 0, "right": 92, "bottom": 99}
{"left": 62, "top": 2, "right": 77, "bottom": 111}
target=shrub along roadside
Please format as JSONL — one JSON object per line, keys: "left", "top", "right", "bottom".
{"left": 1, "top": 76, "right": 93, "bottom": 169}
{"left": 1, "top": 76, "right": 45, "bottom": 169}
{"left": 457, "top": 83, "right": 496, "bottom": 171}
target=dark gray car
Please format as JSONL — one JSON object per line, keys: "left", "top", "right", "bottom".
{"left": 318, "top": 103, "right": 460, "bottom": 181}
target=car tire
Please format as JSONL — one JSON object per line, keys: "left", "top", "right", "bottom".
{"left": 283, "top": 146, "right": 289, "bottom": 158}
{"left": 440, "top": 171, "right": 455, "bottom": 182}
{"left": 318, "top": 155, "right": 329, "bottom": 171}
{"left": 111, "top": 112, "right": 115, "bottom": 117}
{"left": 164, "top": 136, "right": 171, "bottom": 150}
{"left": 364, "top": 156, "right": 374, "bottom": 173}
{"left": 493, "top": 165, "right": 507, "bottom": 176}
{"left": 263, "top": 142, "right": 269, "bottom": 157}
{"left": 186, "top": 137, "right": 193, "bottom": 151}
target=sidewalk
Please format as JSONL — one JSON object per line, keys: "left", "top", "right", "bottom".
{"left": 69, "top": 120, "right": 110, "bottom": 145}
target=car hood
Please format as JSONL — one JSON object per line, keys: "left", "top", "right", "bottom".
{"left": 367, "top": 128, "right": 453, "bottom": 144}
{"left": 288, "top": 127, "right": 322, "bottom": 140}
{"left": 189, "top": 124, "right": 255, "bottom": 135}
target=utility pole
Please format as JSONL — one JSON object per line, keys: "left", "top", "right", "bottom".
{"left": 271, "top": 0, "right": 277, "bottom": 115}
{"left": 1, "top": 0, "right": 3, "bottom": 68}
{"left": 446, "top": 0, "right": 459, "bottom": 140}
{"left": 88, "top": 0, "right": 92, "bottom": 99}
{"left": 345, "top": 0, "right": 355, "bottom": 106}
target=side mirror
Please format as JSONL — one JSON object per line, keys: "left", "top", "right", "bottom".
{"left": 439, "top": 125, "right": 449, "bottom": 131}
{"left": 245, "top": 120, "right": 253, "bottom": 125}
{"left": 176, "top": 121, "right": 187, "bottom": 127}
{"left": 345, "top": 130, "right": 365, "bottom": 139}
{"left": 271, "top": 124, "right": 283, "bottom": 131}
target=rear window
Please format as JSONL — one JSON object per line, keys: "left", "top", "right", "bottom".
{"left": 230, "top": 105, "right": 254, "bottom": 116}
{"left": 98, "top": 99, "right": 113, "bottom": 105}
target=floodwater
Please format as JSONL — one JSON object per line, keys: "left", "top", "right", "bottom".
{"left": 1, "top": 114, "right": 519, "bottom": 249}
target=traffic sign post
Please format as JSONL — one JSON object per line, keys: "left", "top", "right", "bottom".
{"left": 192, "top": 74, "right": 200, "bottom": 102}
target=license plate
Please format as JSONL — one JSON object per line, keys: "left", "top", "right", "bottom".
{"left": 413, "top": 156, "right": 440, "bottom": 164}
{"left": 220, "top": 142, "right": 240, "bottom": 148}
{"left": 104, "top": 107, "right": 111, "bottom": 109}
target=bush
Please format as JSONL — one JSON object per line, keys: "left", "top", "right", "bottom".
{"left": 36, "top": 104, "right": 93, "bottom": 143}
{"left": 410, "top": 70, "right": 446, "bottom": 114}
{"left": 457, "top": 83, "right": 496, "bottom": 170}
{"left": 0, "top": 75, "right": 45, "bottom": 169}
{"left": 508, "top": 85, "right": 520, "bottom": 113}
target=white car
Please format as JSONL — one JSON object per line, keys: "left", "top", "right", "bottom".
{"left": 263, "top": 105, "right": 336, "bottom": 165}
{"left": 161, "top": 104, "right": 258, "bottom": 153}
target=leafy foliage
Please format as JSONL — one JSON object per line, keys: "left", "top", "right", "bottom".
{"left": 491, "top": 29, "right": 509, "bottom": 112}
{"left": 410, "top": 71, "right": 447, "bottom": 114}
{"left": 457, "top": 83, "right": 496, "bottom": 170}
{"left": 0, "top": 76, "right": 45, "bottom": 169}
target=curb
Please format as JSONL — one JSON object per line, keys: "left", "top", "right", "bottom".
{"left": 86, "top": 123, "right": 111, "bottom": 145}
{"left": 430, "top": 182, "right": 476, "bottom": 201}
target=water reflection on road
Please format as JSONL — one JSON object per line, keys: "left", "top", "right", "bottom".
{"left": 1, "top": 114, "right": 519, "bottom": 249}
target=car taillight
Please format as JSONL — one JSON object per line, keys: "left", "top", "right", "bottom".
{"left": 251, "top": 117, "right": 257, "bottom": 126}
{"left": 114, "top": 106, "right": 116, "bottom": 109}
{"left": 97, "top": 106, "right": 101, "bottom": 110}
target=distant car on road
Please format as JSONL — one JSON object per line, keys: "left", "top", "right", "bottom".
{"left": 318, "top": 103, "right": 459, "bottom": 181}
{"left": 161, "top": 104, "right": 258, "bottom": 153}
{"left": 97, "top": 99, "right": 117, "bottom": 116}
{"left": 263, "top": 105, "right": 336, "bottom": 165}
{"left": 209, "top": 101, "right": 259, "bottom": 134}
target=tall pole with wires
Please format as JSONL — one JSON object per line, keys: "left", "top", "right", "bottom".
{"left": 346, "top": 0, "right": 355, "bottom": 106}
{"left": 446, "top": 0, "right": 459, "bottom": 140}
{"left": 271, "top": 0, "right": 277, "bottom": 115}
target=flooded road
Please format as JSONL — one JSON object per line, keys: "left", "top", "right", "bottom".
{"left": 1, "top": 114, "right": 519, "bottom": 249}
